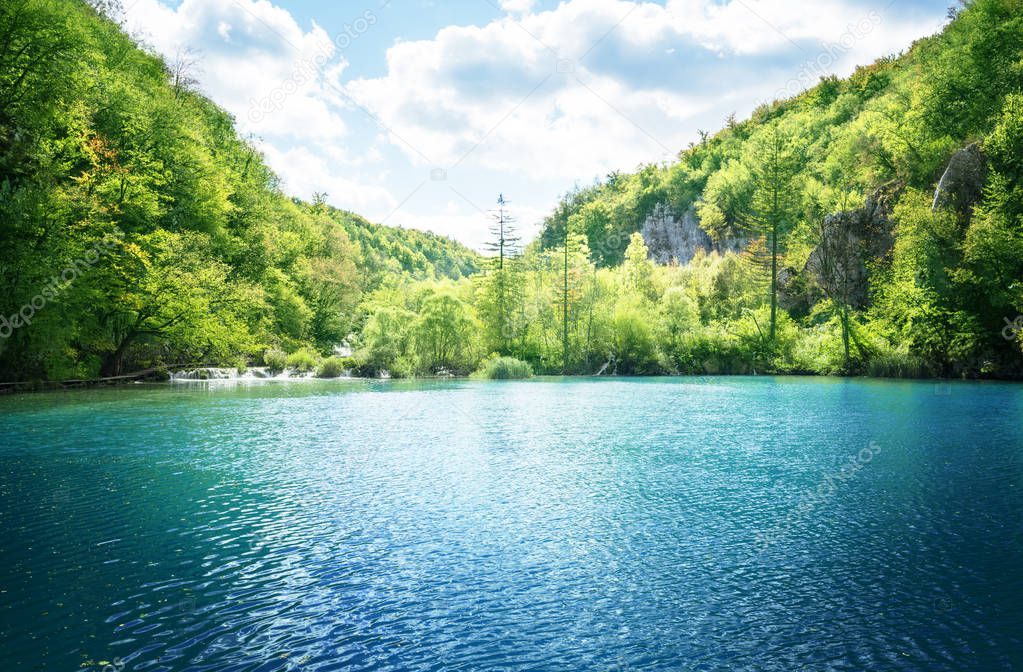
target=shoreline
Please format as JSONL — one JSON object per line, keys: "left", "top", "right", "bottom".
{"left": 3, "top": 370, "right": 1021, "bottom": 396}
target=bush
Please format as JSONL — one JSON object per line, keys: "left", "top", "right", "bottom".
{"left": 263, "top": 348, "right": 287, "bottom": 374}
{"left": 612, "top": 305, "right": 661, "bottom": 375}
{"left": 790, "top": 324, "right": 844, "bottom": 375}
{"left": 286, "top": 347, "right": 321, "bottom": 373}
{"left": 680, "top": 325, "right": 751, "bottom": 375}
{"left": 389, "top": 355, "right": 417, "bottom": 378}
{"left": 473, "top": 356, "right": 533, "bottom": 380}
{"left": 315, "top": 357, "right": 348, "bottom": 378}
{"left": 865, "top": 349, "right": 931, "bottom": 379}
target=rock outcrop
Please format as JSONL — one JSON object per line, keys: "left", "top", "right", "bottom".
{"left": 800, "top": 185, "right": 899, "bottom": 310}
{"left": 640, "top": 203, "right": 747, "bottom": 265}
{"left": 932, "top": 143, "right": 986, "bottom": 214}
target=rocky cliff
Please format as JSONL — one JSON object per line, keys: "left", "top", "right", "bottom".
{"left": 799, "top": 186, "right": 898, "bottom": 310}
{"left": 640, "top": 203, "right": 746, "bottom": 265}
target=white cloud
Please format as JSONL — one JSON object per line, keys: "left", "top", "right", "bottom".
{"left": 500, "top": 0, "right": 537, "bottom": 14}
{"left": 342, "top": 0, "right": 931, "bottom": 181}
{"left": 663, "top": 0, "right": 876, "bottom": 55}
{"left": 124, "top": 0, "right": 401, "bottom": 223}
{"left": 123, "top": 0, "right": 947, "bottom": 247}
{"left": 257, "top": 143, "right": 396, "bottom": 214}
{"left": 126, "top": 0, "right": 351, "bottom": 143}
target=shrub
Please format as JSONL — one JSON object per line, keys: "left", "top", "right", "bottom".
{"left": 790, "top": 324, "right": 844, "bottom": 375}
{"left": 681, "top": 325, "right": 751, "bottom": 375}
{"left": 286, "top": 347, "right": 321, "bottom": 373}
{"left": 263, "top": 348, "right": 287, "bottom": 374}
{"left": 388, "top": 355, "right": 417, "bottom": 379}
{"left": 865, "top": 349, "right": 931, "bottom": 379}
{"left": 473, "top": 356, "right": 533, "bottom": 380}
{"left": 315, "top": 356, "right": 348, "bottom": 378}
{"left": 612, "top": 305, "right": 661, "bottom": 375}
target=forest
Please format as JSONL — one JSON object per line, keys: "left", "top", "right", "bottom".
{"left": 1, "top": 0, "right": 1021, "bottom": 382}
{"left": 354, "top": 0, "right": 1023, "bottom": 379}
{"left": 0, "top": 0, "right": 477, "bottom": 382}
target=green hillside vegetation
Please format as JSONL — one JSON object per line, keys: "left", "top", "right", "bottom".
{"left": 0, "top": 0, "right": 477, "bottom": 382}
{"left": 356, "top": 0, "right": 1023, "bottom": 378}
{"left": 1, "top": 0, "right": 1020, "bottom": 383}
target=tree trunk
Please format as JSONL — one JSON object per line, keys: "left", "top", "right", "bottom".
{"left": 101, "top": 332, "right": 136, "bottom": 377}
{"left": 770, "top": 219, "right": 778, "bottom": 340}
{"left": 841, "top": 303, "right": 851, "bottom": 367}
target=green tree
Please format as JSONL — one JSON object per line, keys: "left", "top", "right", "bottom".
{"left": 77, "top": 230, "right": 256, "bottom": 376}
{"left": 622, "top": 232, "right": 657, "bottom": 302}
{"left": 412, "top": 292, "right": 477, "bottom": 372}
{"left": 357, "top": 305, "right": 414, "bottom": 374}
{"left": 748, "top": 123, "right": 804, "bottom": 339}
{"left": 478, "top": 194, "right": 525, "bottom": 355}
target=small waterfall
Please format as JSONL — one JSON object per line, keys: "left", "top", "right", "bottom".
{"left": 170, "top": 367, "right": 320, "bottom": 382}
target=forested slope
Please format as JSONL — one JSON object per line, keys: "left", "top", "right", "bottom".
{"left": 0, "top": 0, "right": 477, "bottom": 381}
{"left": 2, "top": 0, "right": 1020, "bottom": 382}
{"left": 529, "top": 0, "right": 1023, "bottom": 377}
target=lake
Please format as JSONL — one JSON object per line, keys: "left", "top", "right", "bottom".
{"left": 1, "top": 377, "right": 1021, "bottom": 671}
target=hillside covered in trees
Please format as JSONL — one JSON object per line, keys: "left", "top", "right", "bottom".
{"left": 0, "top": 0, "right": 477, "bottom": 382}
{"left": 1, "top": 0, "right": 1021, "bottom": 383}
{"left": 486, "top": 0, "right": 1021, "bottom": 378}
{"left": 354, "top": 0, "right": 1022, "bottom": 379}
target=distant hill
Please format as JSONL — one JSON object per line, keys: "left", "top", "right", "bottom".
{"left": 327, "top": 208, "right": 479, "bottom": 282}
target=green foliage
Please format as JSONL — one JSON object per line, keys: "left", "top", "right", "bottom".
{"left": 864, "top": 349, "right": 931, "bottom": 379}
{"left": 412, "top": 292, "right": 477, "bottom": 373}
{"left": 0, "top": 0, "right": 477, "bottom": 382}
{"left": 476, "top": 259, "right": 526, "bottom": 356}
{"left": 3, "top": 0, "right": 1021, "bottom": 383}
{"left": 473, "top": 355, "right": 533, "bottom": 380}
{"left": 263, "top": 348, "right": 287, "bottom": 374}
{"left": 355, "top": 305, "right": 414, "bottom": 375}
{"left": 611, "top": 303, "right": 660, "bottom": 375}
{"left": 316, "top": 356, "right": 350, "bottom": 378}
{"left": 514, "top": 0, "right": 1023, "bottom": 379}
{"left": 286, "top": 347, "right": 321, "bottom": 373}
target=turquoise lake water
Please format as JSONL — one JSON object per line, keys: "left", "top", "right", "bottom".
{"left": 1, "top": 377, "right": 1022, "bottom": 671}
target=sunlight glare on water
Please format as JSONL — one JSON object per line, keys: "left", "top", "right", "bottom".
{"left": 1, "top": 377, "right": 1022, "bottom": 671}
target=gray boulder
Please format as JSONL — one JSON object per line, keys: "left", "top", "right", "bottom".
{"left": 932, "top": 143, "right": 986, "bottom": 214}
{"left": 802, "top": 185, "right": 898, "bottom": 310}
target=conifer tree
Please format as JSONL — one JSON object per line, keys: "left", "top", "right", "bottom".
{"left": 479, "top": 195, "right": 524, "bottom": 355}
{"left": 749, "top": 123, "right": 803, "bottom": 339}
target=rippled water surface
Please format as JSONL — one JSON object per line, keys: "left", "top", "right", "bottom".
{"left": 1, "top": 377, "right": 1022, "bottom": 671}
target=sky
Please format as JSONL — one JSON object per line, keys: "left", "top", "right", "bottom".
{"left": 122, "top": 0, "right": 952, "bottom": 251}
